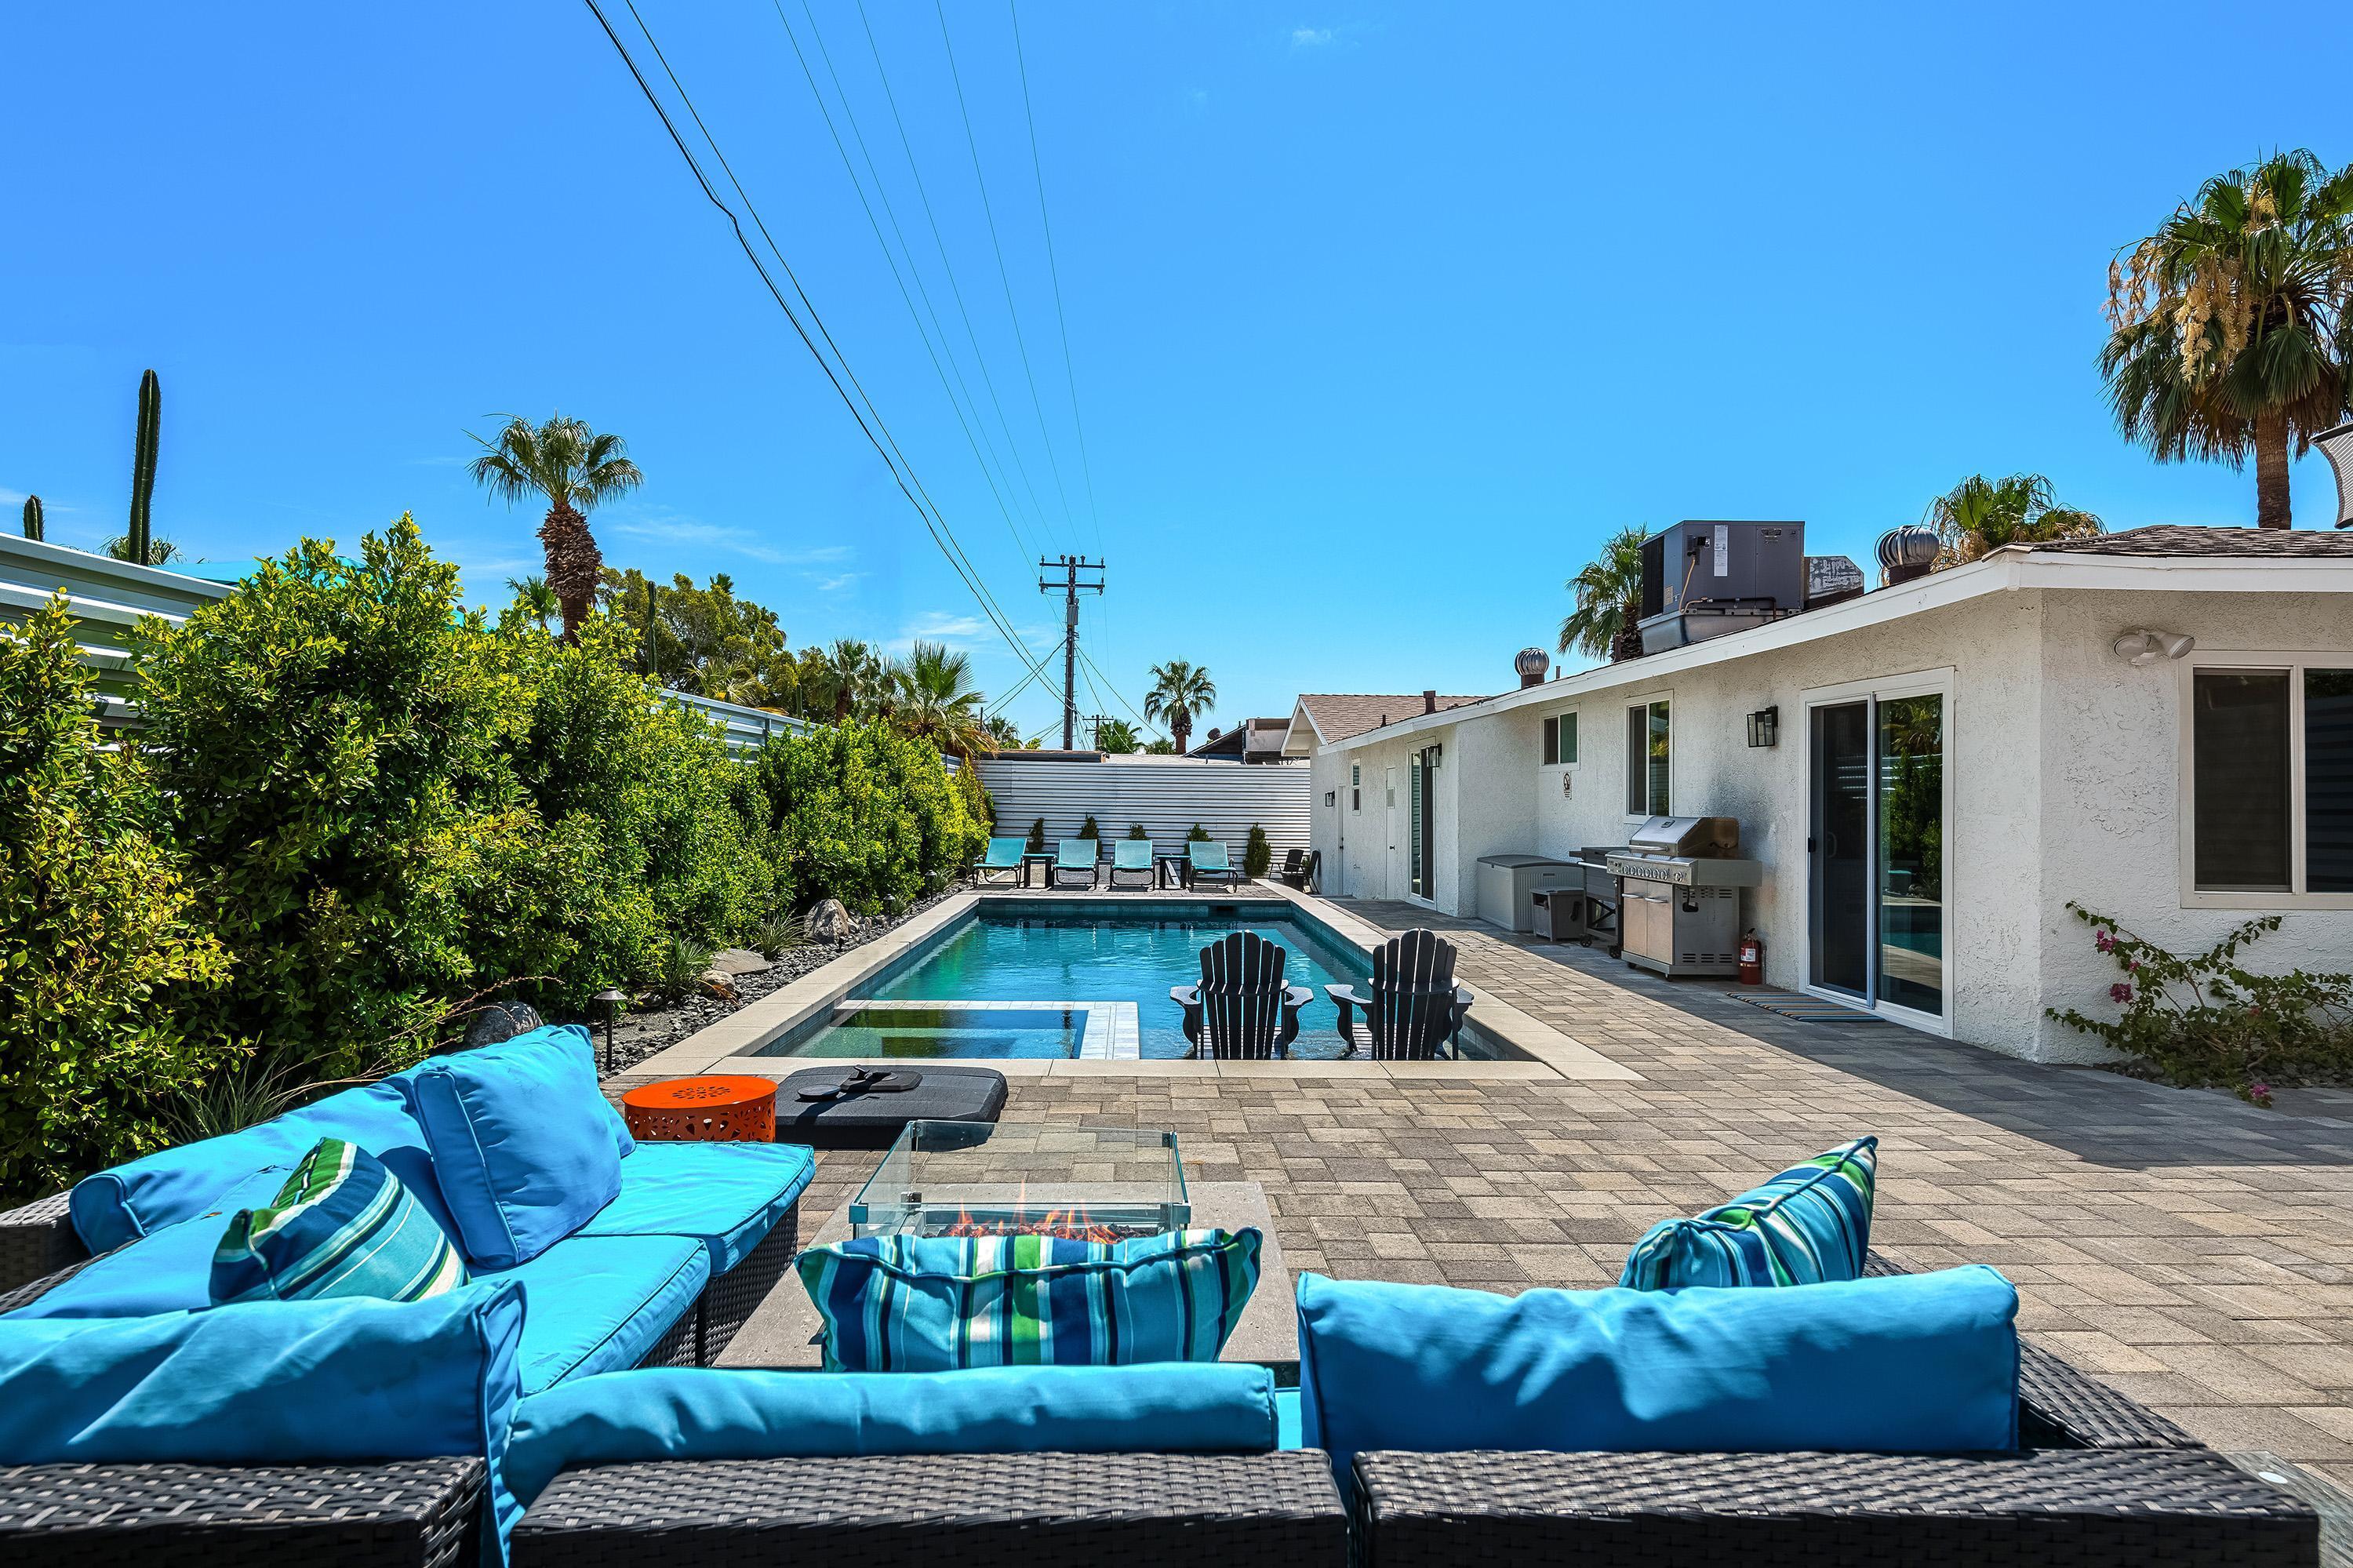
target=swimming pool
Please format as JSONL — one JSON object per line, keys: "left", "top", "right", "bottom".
{"left": 762, "top": 899, "right": 1483, "bottom": 1061}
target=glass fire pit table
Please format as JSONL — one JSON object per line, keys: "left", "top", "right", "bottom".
{"left": 847, "top": 1121, "right": 1191, "bottom": 1241}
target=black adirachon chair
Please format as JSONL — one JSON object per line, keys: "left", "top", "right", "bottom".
{"left": 1327, "top": 928, "right": 1475, "bottom": 1060}
{"left": 1170, "top": 931, "right": 1312, "bottom": 1060}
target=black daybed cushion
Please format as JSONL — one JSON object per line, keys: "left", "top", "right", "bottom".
{"left": 773, "top": 1067, "right": 1008, "bottom": 1148}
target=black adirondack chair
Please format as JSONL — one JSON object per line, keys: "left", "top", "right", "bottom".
{"left": 1169, "top": 931, "right": 1312, "bottom": 1060}
{"left": 1326, "top": 928, "right": 1475, "bottom": 1060}
{"left": 1278, "top": 848, "right": 1321, "bottom": 893}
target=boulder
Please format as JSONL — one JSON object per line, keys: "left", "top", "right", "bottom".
{"left": 464, "top": 999, "right": 544, "bottom": 1050}
{"left": 806, "top": 898, "right": 856, "bottom": 944}
{"left": 707, "top": 947, "right": 774, "bottom": 977}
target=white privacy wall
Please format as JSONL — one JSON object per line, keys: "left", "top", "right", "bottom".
{"left": 973, "top": 759, "right": 1311, "bottom": 856}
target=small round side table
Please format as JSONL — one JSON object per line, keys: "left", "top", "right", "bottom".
{"left": 621, "top": 1075, "right": 778, "bottom": 1142}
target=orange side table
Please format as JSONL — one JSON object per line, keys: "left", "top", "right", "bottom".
{"left": 621, "top": 1075, "right": 778, "bottom": 1143}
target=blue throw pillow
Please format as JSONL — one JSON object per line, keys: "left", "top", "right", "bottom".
{"left": 1295, "top": 1267, "right": 2017, "bottom": 1484}
{"left": 1620, "top": 1136, "right": 1878, "bottom": 1289}
{"left": 796, "top": 1228, "right": 1261, "bottom": 1372}
{"left": 211, "top": 1137, "right": 468, "bottom": 1304}
{"left": 0, "top": 1281, "right": 526, "bottom": 1562}
{"left": 504, "top": 1362, "right": 1279, "bottom": 1510}
{"left": 413, "top": 1027, "right": 624, "bottom": 1268}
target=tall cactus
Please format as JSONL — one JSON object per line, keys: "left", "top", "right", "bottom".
{"left": 20, "top": 494, "right": 40, "bottom": 541}
{"left": 127, "top": 369, "right": 160, "bottom": 564}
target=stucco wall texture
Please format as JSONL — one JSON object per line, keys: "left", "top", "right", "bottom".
{"left": 1311, "top": 585, "right": 2353, "bottom": 1064}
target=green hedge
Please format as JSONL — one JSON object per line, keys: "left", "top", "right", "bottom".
{"left": 750, "top": 722, "right": 987, "bottom": 915}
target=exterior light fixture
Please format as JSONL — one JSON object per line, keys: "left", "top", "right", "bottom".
{"left": 2112, "top": 629, "right": 2195, "bottom": 668}
{"left": 1747, "top": 707, "right": 1780, "bottom": 748}
{"left": 1324, "top": 790, "right": 1337, "bottom": 807}
{"left": 591, "top": 988, "right": 627, "bottom": 1072}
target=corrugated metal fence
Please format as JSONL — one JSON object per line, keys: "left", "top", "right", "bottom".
{"left": 973, "top": 758, "right": 1310, "bottom": 855}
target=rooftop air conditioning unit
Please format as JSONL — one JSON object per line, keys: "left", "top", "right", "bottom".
{"left": 1637, "top": 521, "right": 1806, "bottom": 654}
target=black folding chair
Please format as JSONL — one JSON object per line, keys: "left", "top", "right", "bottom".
{"left": 1170, "top": 931, "right": 1312, "bottom": 1060}
{"left": 1326, "top": 928, "right": 1475, "bottom": 1060}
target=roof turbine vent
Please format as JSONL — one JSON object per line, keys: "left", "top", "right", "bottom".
{"left": 1515, "top": 647, "right": 1550, "bottom": 687}
{"left": 1877, "top": 525, "right": 1940, "bottom": 585}
{"left": 2318, "top": 420, "right": 2353, "bottom": 529}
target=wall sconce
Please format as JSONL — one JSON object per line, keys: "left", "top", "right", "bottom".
{"left": 1746, "top": 707, "right": 1780, "bottom": 748}
{"left": 1323, "top": 791, "right": 1336, "bottom": 807}
{"left": 2112, "top": 628, "right": 2195, "bottom": 668}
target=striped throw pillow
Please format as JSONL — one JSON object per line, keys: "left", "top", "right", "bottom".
{"left": 1619, "top": 1137, "right": 1878, "bottom": 1290}
{"left": 797, "top": 1228, "right": 1261, "bottom": 1373}
{"left": 210, "top": 1137, "right": 467, "bottom": 1304}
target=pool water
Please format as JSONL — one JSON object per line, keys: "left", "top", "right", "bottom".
{"left": 778, "top": 907, "right": 1376, "bottom": 1060}
{"left": 791, "top": 1005, "right": 1089, "bottom": 1060}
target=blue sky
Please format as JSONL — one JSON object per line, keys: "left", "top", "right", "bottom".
{"left": 5, "top": 2, "right": 2349, "bottom": 742}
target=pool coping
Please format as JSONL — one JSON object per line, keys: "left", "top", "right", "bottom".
{"left": 627, "top": 884, "right": 1642, "bottom": 1084}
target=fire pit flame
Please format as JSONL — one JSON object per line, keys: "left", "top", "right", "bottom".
{"left": 933, "top": 1204, "right": 1151, "bottom": 1243}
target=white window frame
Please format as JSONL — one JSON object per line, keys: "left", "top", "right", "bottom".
{"left": 1798, "top": 666, "right": 1957, "bottom": 1039}
{"left": 2177, "top": 650, "right": 2353, "bottom": 911}
{"left": 1622, "top": 692, "right": 1671, "bottom": 822}
{"left": 1540, "top": 709, "right": 1580, "bottom": 772}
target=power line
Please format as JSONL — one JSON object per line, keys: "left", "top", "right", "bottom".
{"left": 769, "top": 0, "right": 1040, "bottom": 571}
{"left": 932, "top": 0, "right": 1082, "bottom": 543}
{"left": 586, "top": 0, "right": 1053, "bottom": 693}
{"left": 849, "top": 0, "right": 1065, "bottom": 555}
{"left": 1006, "top": 0, "right": 1102, "bottom": 550}
{"left": 1038, "top": 553, "right": 1102, "bottom": 750}
{"left": 1078, "top": 642, "right": 1166, "bottom": 740}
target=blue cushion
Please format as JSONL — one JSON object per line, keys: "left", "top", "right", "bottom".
{"left": 13, "top": 1167, "right": 300, "bottom": 1320}
{"left": 1295, "top": 1267, "right": 2018, "bottom": 1483}
{"left": 70, "top": 1078, "right": 450, "bottom": 1253}
{"left": 212, "top": 1138, "right": 468, "bottom": 1304}
{"left": 484, "top": 1233, "right": 710, "bottom": 1394}
{"left": 796, "top": 1228, "right": 1262, "bottom": 1372}
{"left": 504, "top": 1362, "right": 1280, "bottom": 1511}
{"left": 0, "top": 1281, "right": 526, "bottom": 1560}
{"left": 1620, "top": 1137, "right": 1878, "bottom": 1289}
{"left": 575, "top": 1141, "right": 815, "bottom": 1274}
{"left": 67, "top": 1028, "right": 633, "bottom": 1256}
{"left": 413, "top": 1028, "right": 624, "bottom": 1268}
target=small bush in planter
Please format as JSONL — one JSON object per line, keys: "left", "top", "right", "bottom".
{"left": 2046, "top": 901, "right": 2353, "bottom": 1104}
{"left": 1187, "top": 822, "right": 1212, "bottom": 842}
{"left": 1243, "top": 823, "right": 1272, "bottom": 879}
{"left": 1027, "top": 817, "right": 1048, "bottom": 853}
{"left": 1127, "top": 822, "right": 1148, "bottom": 839}
{"left": 1078, "top": 816, "right": 1099, "bottom": 840}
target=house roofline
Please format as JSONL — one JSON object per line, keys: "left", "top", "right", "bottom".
{"left": 1313, "top": 547, "right": 2353, "bottom": 758}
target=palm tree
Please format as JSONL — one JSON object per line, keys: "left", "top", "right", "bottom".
{"left": 1926, "top": 474, "right": 2103, "bottom": 566}
{"left": 820, "top": 638, "right": 882, "bottom": 724}
{"left": 889, "top": 639, "right": 990, "bottom": 759}
{"left": 1092, "top": 717, "right": 1141, "bottom": 754}
{"left": 1558, "top": 526, "right": 1646, "bottom": 664}
{"left": 467, "top": 413, "right": 643, "bottom": 637}
{"left": 1144, "top": 660, "right": 1215, "bottom": 754}
{"left": 2100, "top": 151, "right": 2353, "bottom": 529}
{"left": 507, "top": 573, "right": 560, "bottom": 632}
{"left": 984, "top": 714, "right": 1025, "bottom": 751}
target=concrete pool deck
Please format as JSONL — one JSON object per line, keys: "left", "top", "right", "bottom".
{"left": 624, "top": 882, "right": 1638, "bottom": 1083}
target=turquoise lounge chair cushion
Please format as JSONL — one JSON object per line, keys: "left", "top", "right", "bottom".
{"left": 1115, "top": 839, "right": 1154, "bottom": 870}
{"left": 1620, "top": 1137, "right": 1878, "bottom": 1290}
{"left": 1056, "top": 838, "right": 1096, "bottom": 867}
{"left": 483, "top": 1233, "right": 710, "bottom": 1394}
{"left": 504, "top": 1362, "right": 1281, "bottom": 1511}
{"left": 573, "top": 1140, "right": 816, "bottom": 1274}
{"left": 0, "top": 1280, "right": 526, "bottom": 1561}
{"left": 412, "top": 1028, "right": 626, "bottom": 1268}
{"left": 1189, "top": 842, "right": 1231, "bottom": 870}
{"left": 67, "top": 1028, "right": 635, "bottom": 1255}
{"left": 14, "top": 1166, "right": 303, "bottom": 1319}
{"left": 1295, "top": 1267, "right": 2017, "bottom": 1485}
{"left": 978, "top": 837, "right": 1024, "bottom": 868}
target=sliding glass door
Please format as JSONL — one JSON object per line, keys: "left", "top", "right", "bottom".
{"left": 1807, "top": 682, "right": 1950, "bottom": 1027}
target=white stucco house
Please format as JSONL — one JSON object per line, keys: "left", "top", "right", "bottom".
{"left": 1290, "top": 526, "right": 2353, "bottom": 1063}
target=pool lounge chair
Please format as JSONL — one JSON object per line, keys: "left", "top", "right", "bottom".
{"left": 1326, "top": 928, "right": 1475, "bottom": 1060}
{"left": 1278, "top": 848, "right": 1321, "bottom": 893}
{"left": 1171, "top": 931, "right": 1312, "bottom": 1059}
{"left": 1052, "top": 839, "right": 1100, "bottom": 890}
{"left": 971, "top": 836, "right": 1025, "bottom": 886}
{"left": 1110, "top": 838, "right": 1155, "bottom": 889}
{"left": 1187, "top": 840, "right": 1240, "bottom": 890}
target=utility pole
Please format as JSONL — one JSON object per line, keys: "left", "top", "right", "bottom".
{"left": 1037, "top": 555, "right": 1104, "bottom": 751}
{"left": 1083, "top": 714, "right": 1115, "bottom": 751}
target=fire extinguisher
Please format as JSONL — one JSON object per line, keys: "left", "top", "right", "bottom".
{"left": 1737, "top": 930, "right": 1764, "bottom": 986}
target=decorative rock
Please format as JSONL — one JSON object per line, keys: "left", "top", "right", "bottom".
{"left": 707, "top": 947, "right": 774, "bottom": 977}
{"left": 806, "top": 899, "right": 855, "bottom": 944}
{"left": 464, "top": 999, "right": 544, "bottom": 1049}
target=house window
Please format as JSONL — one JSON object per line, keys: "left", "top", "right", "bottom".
{"left": 1351, "top": 763, "right": 1361, "bottom": 813}
{"left": 2189, "top": 664, "right": 2353, "bottom": 896}
{"left": 1626, "top": 700, "right": 1670, "bottom": 816}
{"left": 1542, "top": 712, "right": 1578, "bottom": 766}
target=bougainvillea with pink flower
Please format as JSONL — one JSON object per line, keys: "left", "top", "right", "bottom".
{"left": 2049, "top": 902, "right": 2353, "bottom": 1104}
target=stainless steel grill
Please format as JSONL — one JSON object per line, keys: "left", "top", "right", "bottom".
{"left": 1606, "top": 817, "right": 1762, "bottom": 978}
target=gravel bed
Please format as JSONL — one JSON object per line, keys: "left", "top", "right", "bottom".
{"left": 592, "top": 891, "right": 958, "bottom": 1078}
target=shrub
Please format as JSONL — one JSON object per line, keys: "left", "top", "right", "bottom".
{"left": 0, "top": 600, "right": 233, "bottom": 1199}
{"left": 1187, "top": 822, "right": 1212, "bottom": 842}
{"left": 1027, "top": 817, "right": 1048, "bottom": 853}
{"left": 1127, "top": 822, "right": 1148, "bottom": 839}
{"left": 2046, "top": 902, "right": 2353, "bottom": 1102}
{"left": 1078, "top": 815, "right": 1099, "bottom": 840}
{"left": 751, "top": 722, "right": 985, "bottom": 915}
{"left": 1243, "top": 823, "right": 1272, "bottom": 878}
